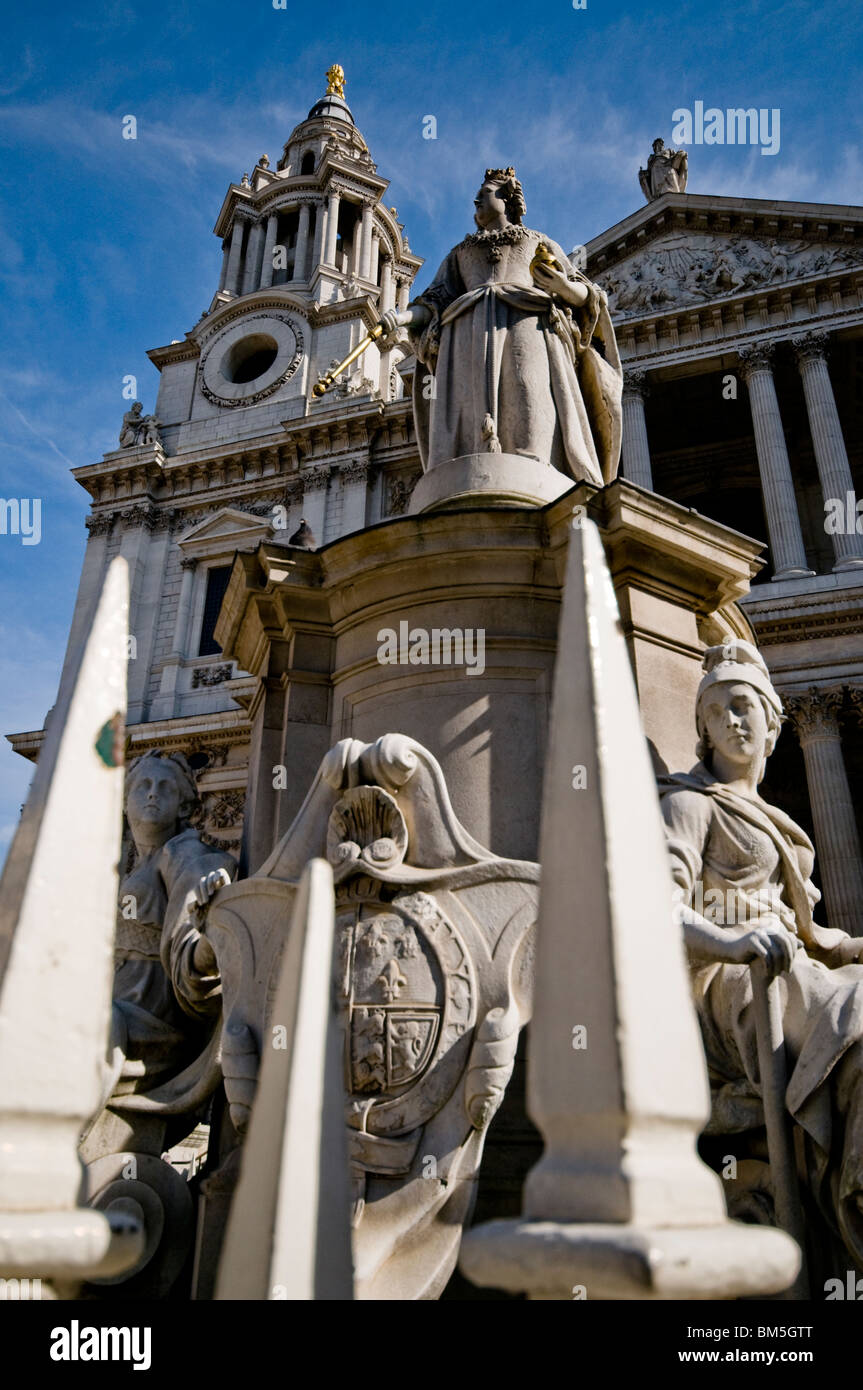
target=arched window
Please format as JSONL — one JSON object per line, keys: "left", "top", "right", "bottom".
{"left": 300, "top": 152, "right": 315, "bottom": 176}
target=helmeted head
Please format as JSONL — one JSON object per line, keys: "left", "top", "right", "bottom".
{"left": 473, "top": 166, "right": 526, "bottom": 229}
{"left": 695, "top": 641, "right": 784, "bottom": 782}
{"left": 124, "top": 749, "right": 199, "bottom": 840}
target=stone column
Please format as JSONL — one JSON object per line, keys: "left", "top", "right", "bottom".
{"left": 785, "top": 687, "right": 863, "bottom": 937}
{"left": 311, "top": 201, "right": 327, "bottom": 270}
{"left": 172, "top": 556, "right": 198, "bottom": 656}
{"left": 379, "top": 255, "right": 393, "bottom": 312}
{"left": 218, "top": 240, "right": 230, "bottom": 292}
{"left": 300, "top": 465, "right": 330, "bottom": 546}
{"left": 259, "top": 213, "right": 279, "bottom": 289}
{"left": 225, "top": 216, "right": 246, "bottom": 296}
{"left": 324, "top": 191, "right": 340, "bottom": 266}
{"left": 620, "top": 369, "right": 653, "bottom": 490}
{"left": 291, "top": 204, "right": 311, "bottom": 284}
{"left": 359, "top": 202, "right": 374, "bottom": 281}
{"left": 396, "top": 277, "right": 409, "bottom": 312}
{"left": 339, "top": 460, "right": 369, "bottom": 535}
{"left": 739, "top": 344, "right": 814, "bottom": 581}
{"left": 792, "top": 332, "right": 863, "bottom": 571}
{"left": 369, "top": 230, "right": 380, "bottom": 286}
{"left": 152, "top": 556, "right": 197, "bottom": 721}
{"left": 242, "top": 221, "right": 265, "bottom": 295}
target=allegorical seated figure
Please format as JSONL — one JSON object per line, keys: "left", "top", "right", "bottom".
{"left": 81, "top": 750, "right": 235, "bottom": 1165}
{"left": 379, "top": 166, "right": 622, "bottom": 487}
{"left": 658, "top": 641, "right": 863, "bottom": 1270}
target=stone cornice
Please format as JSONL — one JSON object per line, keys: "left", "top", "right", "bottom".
{"left": 613, "top": 297, "right": 863, "bottom": 375}
{"left": 74, "top": 398, "right": 413, "bottom": 504}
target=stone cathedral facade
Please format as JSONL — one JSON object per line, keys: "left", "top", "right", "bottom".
{"left": 9, "top": 72, "right": 863, "bottom": 947}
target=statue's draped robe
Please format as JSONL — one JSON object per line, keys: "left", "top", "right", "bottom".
{"left": 106, "top": 828, "right": 236, "bottom": 1122}
{"left": 407, "top": 226, "right": 622, "bottom": 485}
{"left": 659, "top": 764, "right": 863, "bottom": 1264}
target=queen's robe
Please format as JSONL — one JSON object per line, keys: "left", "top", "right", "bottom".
{"left": 407, "top": 226, "right": 622, "bottom": 485}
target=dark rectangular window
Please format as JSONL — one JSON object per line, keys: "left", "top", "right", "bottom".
{"left": 198, "top": 565, "right": 231, "bottom": 656}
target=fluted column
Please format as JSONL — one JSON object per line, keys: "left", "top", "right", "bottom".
{"left": 739, "top": 344, "right": 814, "bottom": 581}
{"left": 379, "top": 255, "right": 394, "bottom": 312}
{"left": 620, "top": 369, "right": 653, "bottom": 490}
{"left": 785, "top": 687, "right": 863, "bottom": 936}
{"left": 359, "top": 202, "right": 374, "bottom": 281}
{"left": 324, "top": 191, "right": 341, "bottom": 266}
{"left": 259, "top": 212, "right": 279, "bottom": 289}
{"left": 291, "top": 203, "right": 311, "bottom": 283}
{"left": 242, "top": 220, "right": 265, "bottom": 295}
{"left": 311, "top": 200, "right": 327, "bottom": 269}
{"left": 793, "top": 332, "right": 863, "bottom": 571}
{"left": 225, "top": 216, "right": 246, "bottom": 296}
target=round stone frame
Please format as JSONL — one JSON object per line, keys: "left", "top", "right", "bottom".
{"left": 200, "top": 311, "right": 305, "bottom": 408}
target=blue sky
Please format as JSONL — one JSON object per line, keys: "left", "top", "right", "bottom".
{"left": 0, "top": 0, "right": 860, "bottom": 858}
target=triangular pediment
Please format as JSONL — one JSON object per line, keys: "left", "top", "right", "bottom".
{"left": 586, "top": 193, "right": 863, "bottom": 319}
{"left": 177, "top": 506, "right": 272, "bottom": 558}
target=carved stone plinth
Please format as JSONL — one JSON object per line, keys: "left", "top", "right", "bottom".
{"left": 216, "top": 478, "right": 763, "bottom": 877}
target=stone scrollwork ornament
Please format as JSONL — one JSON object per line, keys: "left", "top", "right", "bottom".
{"left": 200, "top": 734, "right": 538, "bottom": 1299}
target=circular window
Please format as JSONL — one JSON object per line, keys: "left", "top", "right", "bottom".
{"left": 222, "top": 333, "right": 279, "bottom": 384}
{"left": 199, "top": 312, "right": 304, "bottom": 407}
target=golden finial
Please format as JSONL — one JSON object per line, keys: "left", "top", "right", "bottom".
{"left": 325, "top": 64, "right": 345, "bottom": 99}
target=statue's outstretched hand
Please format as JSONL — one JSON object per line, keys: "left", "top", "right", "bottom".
{"left": 194, "top": 867, "right": 232, "bottom": 908}
{"left": 725, "top": 916, "right": 800, "bottom": 979}
{"left": 189, "top": 869, "right": 230, "bottom": 975}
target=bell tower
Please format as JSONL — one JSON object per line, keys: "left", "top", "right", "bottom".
{"left": 10, "top": 68, "right": 424, "bottom": 863}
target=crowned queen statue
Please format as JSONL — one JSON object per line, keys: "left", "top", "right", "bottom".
{"left": 378, "top": 166, "right": 623, "bottom": 510}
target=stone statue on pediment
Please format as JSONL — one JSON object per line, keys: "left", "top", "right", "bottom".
{"left": 119, "top": 401, "right": 162, "bottom": 449}
{"left": 639, "top": 137, "right": 688, "bottom": 200}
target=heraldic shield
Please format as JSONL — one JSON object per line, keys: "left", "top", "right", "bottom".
{"left": 203, "top": 734, "right": 539, "bottom": 1299}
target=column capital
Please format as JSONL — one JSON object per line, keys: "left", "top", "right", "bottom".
{"left": 84, "top": 511, "right": 114, "bottom": 537}
{"left": 791, "top": 330, "right": 831, "bottom": 366}
{"left": 302, "top": 464, "right": 331, "bottom": 492}
{"left": 845, "top": 687, "right": 863, "bottom": 726}
{"left": 180, "top": 555, "right": 198, "bottom": 571}
{"left": 622, "top": 367, "right": 649, "bottom": 399}
{"left": 784, "top": 686, "right": 844, "bottom": 742}
{"left": 339, "top": 459, "right": 369, "bottom": 486}
{"left": 738, "top": 342, "right": 775, "bottom": 379}
{"left": 284, "top": 477, "right": 305, "bottom": 504}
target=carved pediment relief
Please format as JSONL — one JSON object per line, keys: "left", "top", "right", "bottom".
{"left": 596, "top": 232, "right": 862, "bottom": 318}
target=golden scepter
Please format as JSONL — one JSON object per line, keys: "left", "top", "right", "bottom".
{"left": 312, "top": 322, "right": 386, "bottom": 397}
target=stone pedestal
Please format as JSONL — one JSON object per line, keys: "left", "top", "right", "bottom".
{"left": 217, "top": 478, "right": 763, "bottom": 874}
{"left": 409, "top": 453, "right": 572, "bottom": 514}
